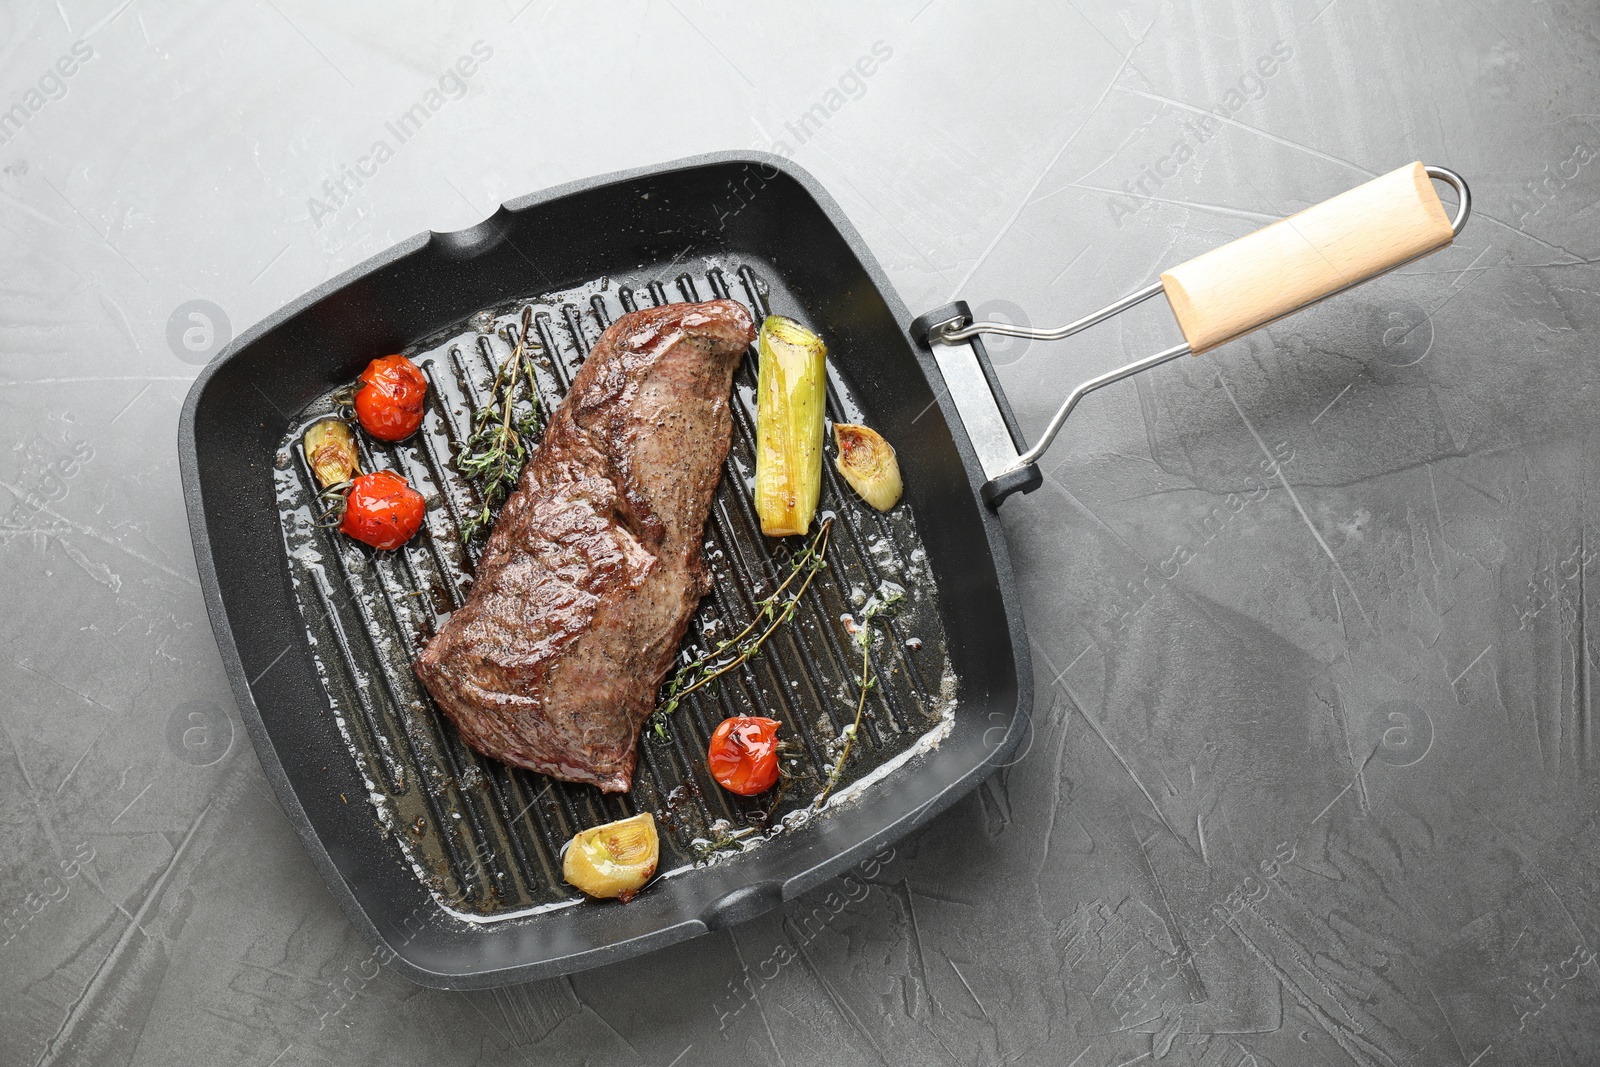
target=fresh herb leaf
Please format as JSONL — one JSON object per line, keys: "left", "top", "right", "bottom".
{"left": 647, "top": 519, "right": 833, "bottom": 738}
{"left": 458, "top": 306, "right": 541, "bottom": 544}
{"left": 815, "top": 583, "right": 904, "bottom": 807}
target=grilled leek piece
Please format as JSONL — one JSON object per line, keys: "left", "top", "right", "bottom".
{"left": 834, "top": 423, "right": 902, "bottom": 511}
{"left": 754, "top": 315, "right": 827, "bottom": 537}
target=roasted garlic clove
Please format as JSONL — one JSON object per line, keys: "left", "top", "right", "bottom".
{"left": 563, "top": 812, "right": 659, "bottom": 902}
{"left": 303, "top": 418, "right": 359, "bottom": 490}
{"left": 833, "top": 423, "right": 903, "bottom": 511}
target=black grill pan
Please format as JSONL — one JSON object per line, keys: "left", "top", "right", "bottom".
{"left": 180, "top": 151, "right": 1468, "bottom": 988}
{"left": 179, "top": 153, "right": 1033, "bottom": 988}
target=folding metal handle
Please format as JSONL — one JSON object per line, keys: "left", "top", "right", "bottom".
{"left": 1162, "top": 163, "right": 1466, "bottom": 353}
{"left": 915, "top": 163, "right": 1470, "bottom": 508}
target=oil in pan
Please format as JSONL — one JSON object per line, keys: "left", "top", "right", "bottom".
{"left": 273, "top": 259, "right": 958, "bottom": 919}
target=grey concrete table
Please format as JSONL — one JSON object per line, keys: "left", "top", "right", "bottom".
{"left": 4, "top": 1, "right": 1598, "bottom": 1064}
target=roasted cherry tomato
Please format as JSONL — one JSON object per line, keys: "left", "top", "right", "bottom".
{"left": 339, "top": 470, "right": 425, "bottom": 550}
{"left": 353, "top": 354, "right": 427, "bottom": 441}
{"left": 707, "top": 716, "right": 782, "bottom": 795}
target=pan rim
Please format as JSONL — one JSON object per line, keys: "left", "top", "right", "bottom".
{"left": 177, "top": 149, "right": 1033, "bottom": 988}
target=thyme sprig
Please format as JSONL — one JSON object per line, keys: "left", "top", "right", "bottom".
{"left": 457, "top": 306, "right": 540, "bottom": 543}
{"left": 690, "top": 822, "right": 758, "bottom": 861}
{"left": 814, "top": 584, "right": 903, "bottom": 807}
{"left": 648, "top": 519, "right": 833, "bottom": 739}
{"left": 311, "top": 480, "right": 354, "bottom": 528}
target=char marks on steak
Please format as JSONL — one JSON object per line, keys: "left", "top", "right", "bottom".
{"left": 415, "top": 299, "right": 756, "bottom": 792}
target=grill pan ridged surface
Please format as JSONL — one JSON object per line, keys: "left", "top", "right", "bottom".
{"left": 273, "top": 258, "right": 956, "bottom": 919}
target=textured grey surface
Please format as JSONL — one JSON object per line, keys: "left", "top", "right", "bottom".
{"left": 3, "top": 1, "right": 1598, "bottom": 1064}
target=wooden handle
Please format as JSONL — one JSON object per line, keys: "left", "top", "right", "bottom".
{"left": 1160, "top": 162, "right": 1454, "bottom": 355}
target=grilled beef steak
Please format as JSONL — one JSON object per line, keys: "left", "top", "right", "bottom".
{"left": 415, "top": 300, "right": 756, "bottom": 792}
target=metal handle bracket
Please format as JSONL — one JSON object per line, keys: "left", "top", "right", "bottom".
{"left": 915, "top": 164, "right": 1471, "bottom": 509}
{"left": 909, "top": 303, "right": 1042, "bottom": 506}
